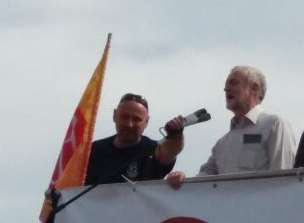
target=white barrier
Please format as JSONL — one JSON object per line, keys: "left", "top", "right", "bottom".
{"left": 55, "top": 169, "right": 304, "bottom": 223}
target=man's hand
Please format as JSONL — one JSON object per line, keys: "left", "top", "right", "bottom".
{"left": 164, "top": 116, "right": 184, "bottom": 138}
{"left": 156, "top": 116, "right": 184, "bottom": 164}
{"left": 166, "top": 171, "right": 186, "bottom": 190}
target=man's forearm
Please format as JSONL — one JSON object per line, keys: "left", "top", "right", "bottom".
{"left": 156, "top": 135, "right": 184, "bottom": 164}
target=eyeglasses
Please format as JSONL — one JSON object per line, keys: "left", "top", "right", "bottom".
{"left": 119, "top": 93, "right": 149, "bottom": 110}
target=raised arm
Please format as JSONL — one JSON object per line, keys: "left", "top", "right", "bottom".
{"left": 155, "top": 116, "right": 184, "bottom": 164}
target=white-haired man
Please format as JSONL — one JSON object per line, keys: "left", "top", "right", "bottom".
{"left": 167, "top": 66, "right": 296, "bottom": 189}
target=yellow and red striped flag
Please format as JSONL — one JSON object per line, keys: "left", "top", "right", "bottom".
{"left": 39, "top": 33, "right": 112, "bottom": 222}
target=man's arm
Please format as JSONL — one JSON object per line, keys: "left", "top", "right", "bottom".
{"left": 155, "top": 116, "right": 184, "bottom": 164}
{"left": 166, "top": 142, "right": 219, "bottom": 190}
{"left": 197, "top": 149, "right": 219, "bottom": 176}
{"left": 156, "top": 135, "right": 184, "bottom": 164}
{"left": 267, "top": 117, "right": 296, "bottom": 170}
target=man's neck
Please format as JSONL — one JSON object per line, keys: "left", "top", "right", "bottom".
{"left": 113, "top": 136, "right": 141, "bottom": 148}
{"left": 233, "top": 103, "right": 258, "bottom": 117}
{"left": 234, "top": 110, "right": 249, "bottom": 118}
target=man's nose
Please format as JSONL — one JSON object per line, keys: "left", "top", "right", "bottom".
{"left": 224, "top": 84, "right": 231, "bottom": 92}
{"left": 125, "top": 118, "right": 134, "bottom": 128}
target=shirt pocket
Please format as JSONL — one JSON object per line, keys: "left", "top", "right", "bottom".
{"left": 238, "top": 143, "right": 262, "bottom": 170}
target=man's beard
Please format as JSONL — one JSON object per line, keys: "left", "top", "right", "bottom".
{"left": 117, "top": 129, "right": 141, "bottom": 144}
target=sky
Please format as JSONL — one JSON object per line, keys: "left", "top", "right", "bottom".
{"left": 1, "top": 0, "right": 304, "bottom": 222}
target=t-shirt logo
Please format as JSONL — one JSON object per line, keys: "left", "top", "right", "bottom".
{"left": 126, "top": 161, "right": 138, "bottom": 179}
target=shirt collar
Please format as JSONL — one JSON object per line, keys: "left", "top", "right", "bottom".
{"left": 230, "top": 105, "right": 262, "bottom": 129}
{"left": 245, "top": 105, "right": 262, "bottom": 124}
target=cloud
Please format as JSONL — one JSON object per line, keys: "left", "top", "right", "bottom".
{"left": 1, "top": 1, "right": 304, "bottom": 222}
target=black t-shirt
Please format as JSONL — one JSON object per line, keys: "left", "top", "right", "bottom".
{"left": 85, "top": 135, "right": 175, "bottom": 185}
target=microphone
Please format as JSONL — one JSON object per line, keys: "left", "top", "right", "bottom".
{"left": 183, "top": 108, "right": 211, "bottom": 127}
{"left": 159, "top": 108, "right": 211, "bottom": 137}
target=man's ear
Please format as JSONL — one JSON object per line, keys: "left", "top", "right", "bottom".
{"left": 251, "top": 82, "right": 261, "bottom": 100}
{"left": 113, "top": 109, "right": 117, "bottom": 122}
{"left": 145, "top": 115, "right": 150, "bottom": 127}
{"left": 251, "top": 82, "right": 259, "bottom": 93}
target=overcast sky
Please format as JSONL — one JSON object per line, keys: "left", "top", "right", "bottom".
{"left": 1, "top": 1, "right": 304, "bottom": 222}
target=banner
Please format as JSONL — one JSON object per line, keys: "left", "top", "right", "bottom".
{"left": 54, "top": 169, "right": 304, "bottom": 223}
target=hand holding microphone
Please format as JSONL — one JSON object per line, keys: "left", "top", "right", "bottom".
{"left": 161, "top": 108, "right": 211, "bottom": 138}
{"left": 164, "top": 116, "right": 185, "bottom": 138}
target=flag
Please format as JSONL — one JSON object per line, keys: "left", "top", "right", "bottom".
{"left": 39, "top": 33, "right": 112, "bottom": 222}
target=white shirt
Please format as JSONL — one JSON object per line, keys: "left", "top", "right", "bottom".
{"left": 198, "top": 106, "right": 296, "bottom": 175}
